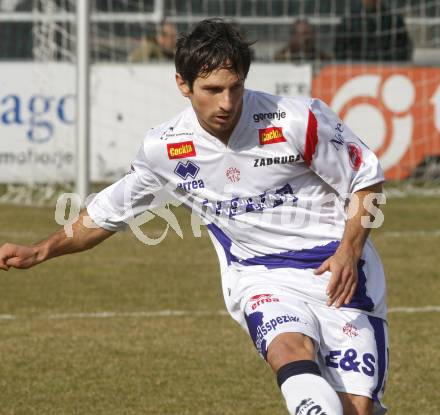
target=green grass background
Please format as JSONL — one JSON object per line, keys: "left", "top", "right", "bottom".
{"left": 0, "top": 196, "right": 439, "bottom": 414}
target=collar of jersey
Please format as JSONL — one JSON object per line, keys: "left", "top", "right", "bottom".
{"left": 191, "top": 90, "right": 251, "bottom": 150}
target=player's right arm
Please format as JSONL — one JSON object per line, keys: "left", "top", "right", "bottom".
{"left": 0, "top": 210, "right": 114, "bottom": 271}
{"left": 0, "top": 133, "right": 165, "bottom": 272}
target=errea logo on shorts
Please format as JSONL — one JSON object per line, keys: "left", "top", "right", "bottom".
{"left": 258, "top": 127, "right": 286, "bottom": 145}
{"left": 249, "top": 294, "right": 280, "bottom": 310}
{"left": 167, "top": 141, "right": 196, "bottom": 159}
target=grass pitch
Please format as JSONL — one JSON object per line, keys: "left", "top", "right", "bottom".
{"left": 0, "top": 195, "right": 439, "bottom": 414}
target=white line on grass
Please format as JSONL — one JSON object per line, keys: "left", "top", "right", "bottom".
{"left": 378, "top": 229, "right": 440, "bottom": 237}
{"left": 2, "top": 229, "right": 440, "bottom": 240}
{"left": 0, "top": 314, "right": 17, "bottom": 320}
{"left": 46, "top": 310, "right": 229, "bottom": 319}
{"left": 388, "top": 306, "right": 440, "bottom": 313}
{"left": 0, "top": 306, "right": 439, "bottom": 321}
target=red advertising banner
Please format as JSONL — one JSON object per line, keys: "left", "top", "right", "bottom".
{"left": 313, "top": 66, "right": 440, "bottom": 180}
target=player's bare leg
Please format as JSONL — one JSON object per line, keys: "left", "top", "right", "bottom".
{"left": 266, "top": 332, "right": 315, "bottom": 371}
{"left": 268, "top": 332, "right": 343, "bottom": 415}
{"left": 338, "top": 392, "right": 373, "bottom": 415}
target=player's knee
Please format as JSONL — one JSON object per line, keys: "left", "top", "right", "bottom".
{"left": 338, "top": 393, "right": 373, "bottom": 415}
{"left": 267, "top": 332, "right": 315, "bottom": 372}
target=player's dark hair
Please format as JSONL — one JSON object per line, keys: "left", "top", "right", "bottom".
{"left": 175, "top": 18, "right": 252, "bottom": 90}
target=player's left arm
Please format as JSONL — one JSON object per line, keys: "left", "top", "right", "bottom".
{"left": 314, "top": 182, "right": 384, "bottom": 308}
{"left": 292, "top": 98, "right": 387, "bottom": 307}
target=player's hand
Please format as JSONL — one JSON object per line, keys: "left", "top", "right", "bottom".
{"left": 314, "top": 250, "right": 358, "bottom": 308}
{"left": 0, "top": 243, "right": 40, "bottom": 271}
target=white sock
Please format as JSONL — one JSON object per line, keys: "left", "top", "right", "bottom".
{"left": 281, "top": 373, "right": 343, "bottom": 415}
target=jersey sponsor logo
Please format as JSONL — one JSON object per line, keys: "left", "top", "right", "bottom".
{"left": 330, "top": 122, "right": 345, "bottom": 151}
{"left": 174, "top": 160, "right": 200, "bottom": 180}
{"left": 177, "top": 180, "right": 205, "bottom": 191}
{"left": 225, "top": 167, "right": 240, "bottom": 183}
{"left": 160, "top": 126, "right": 194, "bottom": 141}
{"left": 202, "top": 183, "right": 298, "bottom": 218}
{"left": 252, "top": 110, "right": 286, "bottom": 123}
{"left": 325, "top": 348, "right": 375, "bottom": 377}
{"left": 347, "top": 142, "right": 362, "bottom": 171}
{"left": 174, "top": 161, "right": 205, "bottom": 191}
{"left": 246, "top": 311, "right": 304, "bottom": 358}
{"left": 295, "top": 398, "right": 328, "bottom": 415}
{"left": 249, "top": 294, "right": 280, "bottom": 310}
{"left": 255, "top": 314, "right": 302, "bottom": 346}
{"left": 167, "top": 141, "right": 196, "bottom": 159}
{"left": 245, "top": 311, "right": 267, "bottom": 358}
{"left": 253, "top": 154, "right": 302, "bottom": 167}
{"left": 259, "top": 127, "right": 286, "bottom": 145}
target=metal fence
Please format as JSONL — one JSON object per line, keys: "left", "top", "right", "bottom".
{"left": 0, "top": 0, "right": 439, "bottom": 63}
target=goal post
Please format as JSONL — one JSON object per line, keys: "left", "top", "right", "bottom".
{"left": 76, "top": 0, "right": 90, "bottom": 205}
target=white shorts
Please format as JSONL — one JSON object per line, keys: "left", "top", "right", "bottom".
{"left": 241, "top": 290, "right": 388, "bottom": 415}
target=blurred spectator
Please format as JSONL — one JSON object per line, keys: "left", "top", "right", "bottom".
{"left": 275, "top": 19, "right": 330, "bottom": 62}
{"left": 335, "top": 0, "right": 412, "bottom": 61}
{"left": 129, "top": 20, "right": 177, "bottom": 62}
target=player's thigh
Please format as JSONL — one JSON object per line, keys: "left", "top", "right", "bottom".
{"left": 311, "top": 306, "right": 388, "bottom": 415}
{"left": 338, "top": 392, "right": 373, "bottom": 415}
{"left": 266, "top": 331, "right": 316, "bottom": 372}
{"left": 243, "top": 292, "right": 319, "bottom": 367}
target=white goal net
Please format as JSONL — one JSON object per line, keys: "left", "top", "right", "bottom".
{"left": 0, "top": 0, "right": 439, "bottom": 205}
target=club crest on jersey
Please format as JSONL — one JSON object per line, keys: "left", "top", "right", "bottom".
{"left": 167, "top": 141, "right": 196, "bottom": 159}
{"left": 347, "top": 142, "right": 362, "bottom": 171}
{"left": 258, "top": 127, "right": 286, "bottom": 145}
{"left": 342, "top": 323, "right": 359, "bottom": 338}
{"left": 226, "top": 167, "right": 240, "bottom": 183}
{"left": 174, "top": 160, "right": 200, "bottom": 180}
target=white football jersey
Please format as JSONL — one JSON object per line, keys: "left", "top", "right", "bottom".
{"left": 87, "top": 89, "right": 387, "bottom": 318}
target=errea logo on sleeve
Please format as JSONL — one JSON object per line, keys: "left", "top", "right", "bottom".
{"left": 167, "top": 141, "right": 196, "bottom": 159}
{"left": 258, "top": 127, "right": 286, "bottom": 145}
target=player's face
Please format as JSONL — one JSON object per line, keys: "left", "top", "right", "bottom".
{"left": 176, "top": 67, "right": 245, "bottom": 143}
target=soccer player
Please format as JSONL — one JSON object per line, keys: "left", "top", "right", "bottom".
{"left": 0, "top": 19, "right": 388, "bottom": 415}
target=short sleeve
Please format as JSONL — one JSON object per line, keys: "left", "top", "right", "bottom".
{"left": 300, "top": 98, "right": 385, "bottom": 196}
{"left": 87, "top": 142, "right": 166, "bottom": 231}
